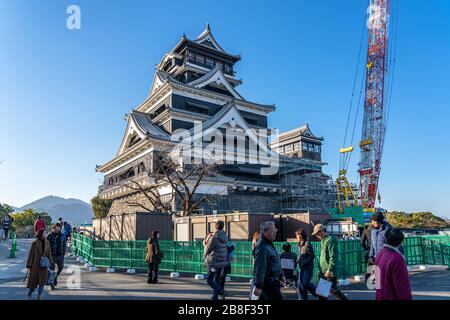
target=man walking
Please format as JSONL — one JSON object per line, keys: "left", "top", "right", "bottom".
{"left": 203, "top": 220, "right": 228, "bottom": 300}
{"left": 145, "top": 230, "right": 163, "bottom": 284}
{"left": 252, "top": 221, "right": 284, "bottom": 300}
{"left": 369, "top": 212, "right": 392, "bottom": 263}
{"left": 1, "top": 213, "right": 13, "bottom": 240}
{"left": 46, "top": 223, "right": 66, "bottom": 289}
{"left": 312, "top": 224, "right": 348, "bottom": 300}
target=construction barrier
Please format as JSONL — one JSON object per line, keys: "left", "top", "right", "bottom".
{"left": 7, "top": 231, "right": 17, "bottom": 258}
{"left": 72, "top": 233, "right": 450, "bottom": 279}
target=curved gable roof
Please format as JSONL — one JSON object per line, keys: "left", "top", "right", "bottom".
{"left": 194, "top": 23, "right": 225, "bottom": 53}
{"left": 187, "top": 65, "right": 244, "bottom": 100}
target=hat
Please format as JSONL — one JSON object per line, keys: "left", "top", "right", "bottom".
{"left": 152, "top": 230, "right": 160, "bottom": 237}
{"left": 311, "top": 224, "right": 325, "bottom": 236}
{"left": 371, "top": 212, "right": 384, "bottom": 223}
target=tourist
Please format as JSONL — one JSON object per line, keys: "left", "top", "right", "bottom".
{"left": 280, "top": 242, "right": 297, "bottom": 288}
{"left": 46, "top": 223, "right": 66, "bottom": 289}
{"left": 145, "top": 230, "right": 163, "bottom": 284}
{"left": 375, "top": 228, "right": 412, "bottom": 300}
{"left": 219, "top": 241, "right": 235, "bottom": 298}
{"left": 1, "top": 213, "right": 13, "bottom": 240}
{"left": 63, "top": 221, "right": 72, "bottom": 242}
{"left": 252, "top": 221, "right": 284, "bottom": 300}
{"left": 251, "top": 231, "right": 260, "bottom": 251}
{"left": 360, "top": 224, "right": 373, "bottom": 280}
{"left": 34, "top": 215, "right": 46, "bottom": 234}
{"left": 203, "top": 220, "right": 228, "bottom": 300}
{"left": 26, "top": 229, "right": 52, "bottom": 300}
{"left": 295, "top": 228, "right": 318, "bottom": 300}
{"left": 312, "top": 224, "right": 348, "bottom": 300}
{"left": 369, "top": 212, "right": 392, "bottom": 263}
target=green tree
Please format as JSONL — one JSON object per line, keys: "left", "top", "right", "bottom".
{"left": 387, "top": 211, "right": 449, "bottom": 229}
{"left": 11, "top": 209, "right": 52, "bottom": 238}
{"left": 91, "top": 195, "right": 112, "bottom": 219}
{"left": 0, "top": 203, "right": 14, "bottom": 219}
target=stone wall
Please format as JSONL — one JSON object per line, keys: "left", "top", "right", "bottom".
{"left": 173, "top": 190, "right": 280, "bottom": 214}
{"left": 108, "top": 192, "right": 155, "bottom": 216}
{"left": 109, "top": 189, "right": 281, "bottom": 216}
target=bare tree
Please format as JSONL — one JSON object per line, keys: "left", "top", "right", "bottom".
{"left": 121, "top": 152, "right": 221, "bottom": 217}
{"left": 122, "top": 178, "right": 173, "bottom": 213}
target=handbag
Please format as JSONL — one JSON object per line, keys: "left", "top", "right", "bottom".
{"left": 315, "top": 277, "right": 332, "bottom": 297}
{"left": 47, "top": 269, "right": 56, "bottom": 285}
{"left": 40, "top": 256, "right": 50, "bottom": 268}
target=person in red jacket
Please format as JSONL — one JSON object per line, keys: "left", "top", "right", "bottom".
{"left": 375, "top": 228, "right": 412, "bottom": 300}
{"left": 34, "top": 216, "right": 46, "bottom": 234}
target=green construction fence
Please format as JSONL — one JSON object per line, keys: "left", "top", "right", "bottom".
{"left": 72, "top": 233, "right": 450, "bottom": 279}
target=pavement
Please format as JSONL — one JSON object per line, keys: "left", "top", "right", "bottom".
{"left": 1, "top": 250, "right": 449, "bottom": 300}
{"left": 0, "top": 238, "right": 31, "bottom": 282}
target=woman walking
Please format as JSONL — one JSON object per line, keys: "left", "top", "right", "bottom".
{"left": 375, "top": 228, "right": 412, "bottom": 300}
{"left": 145, "top": 230, "right": 163, "bottom": 284}
{"left": 295, "top": 228, "right": 318, "bottom": 300}
{"left": 26, "top": 229, "right": 52, "bottom": 300}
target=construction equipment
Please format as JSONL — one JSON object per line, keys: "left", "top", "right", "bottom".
{"left": 331, "top": 0, "right": 398, "bottom": 225}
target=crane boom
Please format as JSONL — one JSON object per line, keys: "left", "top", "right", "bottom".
{"left": 359, "top": 0, "right": 390, "bottom": 208}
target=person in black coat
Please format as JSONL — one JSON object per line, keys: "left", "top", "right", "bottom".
{"left": 295, "top": 228, "right": 318, "bottom": 300}
{"left": 252, "top": 221, "right": 285, "bottom": 300}
{"left": 145, "top": 230, "right": 163, "bottom": 284}
{"left": 46, "top": 223, "right": 66, "bottom": 289}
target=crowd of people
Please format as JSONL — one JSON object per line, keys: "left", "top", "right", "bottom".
{"left": 142, "top": 212, "right": 411, "bottom": 301}
{"left": 21, "top": 211, "right": 412, "bottom": 301}
{"left": 248, "top": 212, "right": 412, "bottom": 300}
{"left": 25, "top": 216, "right": 73, "bottom": 300}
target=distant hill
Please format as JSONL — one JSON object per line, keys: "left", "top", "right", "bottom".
{"left": 17, "top": 196, "right": 93, "bottom": 226}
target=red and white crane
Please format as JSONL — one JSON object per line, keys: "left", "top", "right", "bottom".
{"left": 336, "top": 0, "right": 397, "bottom": 215}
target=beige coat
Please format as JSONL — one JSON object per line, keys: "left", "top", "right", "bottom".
{"left": 26, "top": 238, "right": 52, "bottom": 288}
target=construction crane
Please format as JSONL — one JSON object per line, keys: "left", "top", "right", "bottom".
{"left": 332, "top": 0, "right": 397, "bottom": 225}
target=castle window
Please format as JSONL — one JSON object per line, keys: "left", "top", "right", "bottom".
{"left": 216, "top": 61, "right": 223, "bottom": 70}
{"left": 302, "top": 141, "right": 308, "bottom": 151}
{"left": 294, "top": 142, "right": 300, "bottom": 150}
{"left": 285, "top": 144, "right": 293, "bottom": 152}
{"left": 224, "top": 64, "right": 232, "bottom": 73}
{"left": 195, "top": 54, "right": 205, "bottom": 64}
{"left": 205, "top": 57, "right": 214, "bottom": 67}
{"left": 187, "top": 51, "right": 195, "bottom": 62}
{"left": 244, "top": 117, "right": 258, "bottom": 126}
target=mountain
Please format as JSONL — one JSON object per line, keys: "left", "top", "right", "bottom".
{"left": 18, "top": 196, "right": 93, "bottom": 226}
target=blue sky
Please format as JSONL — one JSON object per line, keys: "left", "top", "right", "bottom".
{"left": 0, "top": 1, "right": 449, "bottom": 217}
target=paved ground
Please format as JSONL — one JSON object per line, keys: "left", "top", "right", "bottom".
{"left": 0, "top": 238, "right": 31, "bottom": 282}
{"left": 1, "top": 250, "right": 449, "bottom": 300}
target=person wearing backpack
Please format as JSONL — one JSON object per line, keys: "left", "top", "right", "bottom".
{"left": 26, "top": 229, "right": 52, "bottom": 300}
{"left": 145, "top": 230, "right": 163, "bottom": 284}
{"left": 1, "top": 214, "right": 13, "bottom": 240}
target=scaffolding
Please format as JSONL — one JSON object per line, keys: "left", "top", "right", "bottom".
{"left": 279, "top": 158, "right": 338, "bottom": 213}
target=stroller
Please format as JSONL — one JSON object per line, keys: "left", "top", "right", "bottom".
{"left": 280, "top": 243, "right": 298, "bottom": 292}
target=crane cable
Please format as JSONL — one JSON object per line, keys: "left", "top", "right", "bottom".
{"left": 340, "top": 0, "right": 369, "bottom": 172}
{"left": 384, "top": 0, "right": 399, "bottom": 152}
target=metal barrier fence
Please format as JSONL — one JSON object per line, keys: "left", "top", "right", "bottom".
{"left": 72, "top": 233, "right": 450, "bottom": 279}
